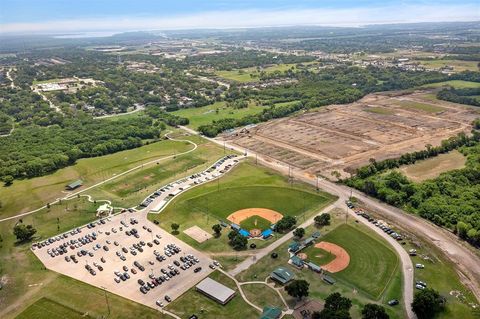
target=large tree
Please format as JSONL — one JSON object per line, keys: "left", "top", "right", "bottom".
{"left": 13, "top": 224, "right": 37, "bottom": 242}
{"left": 228, "top": 230, "right": 248, "bottom": 250}
{"left": 314, "top": 213, "right": 331, "bottom": 226}
{"left": 317, "top": 292, "right": 352, "bottom": 319}
{"left": 212, "top": 224, "right": 222, "bottom": 237}
{"left": 293, "top": 227, "right": 305, "bottom": 238}
{"left": 411, "top": 288, "right": 446, "bottom": 319}
{"left": 285, "top": 279, "right": 310, "bottom": 301}
{"left": 362, "top": 304, "right": 389, "bottom": 319}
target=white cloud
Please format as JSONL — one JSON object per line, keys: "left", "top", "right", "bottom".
{"left": 1, "top": 4, "right": 478, "bottom": 34}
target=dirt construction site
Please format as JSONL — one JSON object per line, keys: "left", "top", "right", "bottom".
{"left": 224, "top": 90, "right": 480, "bottom": 179}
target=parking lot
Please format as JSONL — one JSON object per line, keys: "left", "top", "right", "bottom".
{"left": 32, "top": 208, "right": 216, "bottom": 309}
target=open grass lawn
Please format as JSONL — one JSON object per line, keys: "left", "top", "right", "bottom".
{"left": 236, "top": 214, "right": 405, "bottom": 319}
{"left": 172, "top": 101, "right": 267, "bottom": 129}
{"left": 420, "top": 80, "right": 480, "bottom": 89}
{"left": 301, "top": 245, "right": 336, "bottom": 266}
{"left": 395, "top": 100, "right": 445, "bottom": 113}
{"left": 15, "top": 297, "right": 93, "bottom": 319}
{"left": 87, "top": 135, "right": 227, "bottom": 208}
{"left": 0, "top": 198, "right": 164, "bottom": 319}
{"left": 240, "top": 216, "right": 272, "bottom": 231}
{"left": 241, "top": 283, "right": 286, "bottom": 310}
{"left": 166, "top": 271, "right": 259, "bottom": 319}
{"left": 399, "top": 150, "right": 466, "bottom": 182}
{"left": 148, "top": 161, "right": 336, "bottom": 253}
{"left": 0, "top": 138, "right": 193, "bottom": 219}
{"left": 400, "top": 241, "right": 479, "bottom": 319}
{"left": 319, "top": 224, "right": 399, "bottom": 299}
{"left": 364, "top": 107, "right": 396, "bottom": 115}
{"left": 214, "top": 62, "right": 314, "bottom": 83}
{"left": 418, "top": 59, "right": 479, "bottom": 72}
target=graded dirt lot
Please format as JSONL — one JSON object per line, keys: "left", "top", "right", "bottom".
{"left": 225, "top": 90, "right": 479, "bottom": 179}
{"left": 32, "top": 212, "right": 214, "bottom": 310}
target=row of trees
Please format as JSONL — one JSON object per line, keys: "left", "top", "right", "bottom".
{"left": 437, "top": 87, "right": 480, "bottom": 107}
{"left": 285, "top": 279, "right": 446, "bottom": 319}
{"left": 354, "top": 132, "right": 478, "bottom": 179}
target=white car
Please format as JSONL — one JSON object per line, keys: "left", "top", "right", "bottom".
{"left": 415, "top": 264, "right": 425, "bottom": 269}
{"left": 156, "top": 300, "right": 164, "bottom": 307}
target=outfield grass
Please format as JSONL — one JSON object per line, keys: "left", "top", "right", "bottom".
{"left": 398, "top": 150, "right": 466, "bottom": 182}
{"left": 166, "top": 271, "right": 259, "bottom": 318}
{"left": 395, "top": 100, "right": 445, "bottom": 113}
{"left": 420, "top": 80, "right": 480, "bottom": 89}
{"left": 418, "top": 59, "right": 479, "bottom": 72}
{"left": 172, "top": 101, "right": 267, "bottom": 129}
{"left": 236, "top": 211, "right": 405, "bottom": 319}
{"left": 319, "top": 224, "right": 399, "bottom": 299}
{"left": 240, "top": 216, "right": 272, "bottom": 231}
{"left": 241, "top": 283, "right": 286, "bottom": 310}
{"left": 0, "top": 138, "right": 193, "bottom": 219}
{"left": 0, "top": 198, "right": 165, "bottom": 319}
{"left": 148, "top": 161, "right": 336, "bottom": 253}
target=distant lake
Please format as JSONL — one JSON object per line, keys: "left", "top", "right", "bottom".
{"left": 53, "top": 31, "right": 119, "bottom": 39}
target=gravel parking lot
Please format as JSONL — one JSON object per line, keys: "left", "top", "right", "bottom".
{"left": 32, "top": 212, "right": 215, "bottom": 309}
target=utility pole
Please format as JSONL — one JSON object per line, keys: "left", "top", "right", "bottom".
{"left": 255, "top": 153, "right": 258, "bottom": 165}
{"left": 223, "top": 140, "right": 226, "bottom": 155}
{"left": 316, "top": 175, "right": 319, "bottom": 191}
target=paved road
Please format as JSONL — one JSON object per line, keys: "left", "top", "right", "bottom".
{"left": 179, "top": 127, "right": 416, "bottom": 318}
{"left": 0, "top": 132, "right": 197, "bottom": 223}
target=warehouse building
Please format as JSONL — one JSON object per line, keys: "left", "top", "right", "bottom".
{"left": 195, "top": 277, "right": 236, "bottom": 305}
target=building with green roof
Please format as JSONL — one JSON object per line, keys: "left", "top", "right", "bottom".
{"left": 270, "top": 266, "right": 295, "bottom": 285}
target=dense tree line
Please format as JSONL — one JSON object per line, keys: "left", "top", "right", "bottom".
{"left": 346, "top": 132, "right": 480, "bottom": 247}
{"left": 145, "top": 105, "right": 189, "bottom": 126}
{"left": 198, "top": 101, "right": 304, "bottom": 137}
{"left": 0, "top": 115, "right": 160, "bottom": 182}
{"left": 437, "top": 87, "right": 480, "bottom": 107}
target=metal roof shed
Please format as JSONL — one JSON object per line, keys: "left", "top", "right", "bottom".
{"left": 196, "top": 277, "right": 236, "bottom": 305}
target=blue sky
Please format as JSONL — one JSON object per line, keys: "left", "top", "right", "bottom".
{"left": 0, "top": 0, "right": 478, "bottom": 34}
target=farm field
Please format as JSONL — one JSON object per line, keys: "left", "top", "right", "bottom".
{"left": 420, "top": 80, "right": 480, "bottom": 89}
{"left": 0, "top": 137, "right": 193, "bottom": 219}
{"left": 398, "top": 150, "right": 467, "bottom": 182}
{"left": 0, "top": 198, "right": 164, "bottom": 319}
{"left": 418, "top": 59, "right": 479, "bottom": 72}
{"left": 226, "top": 90, "right": 478, "bottom": 179}
{"left": 148, "top": 161, "right": 336, "bottom": 253}
{"left": 87, "top": 134, "right": 228, "bottom": 208}
{"left": 172, "top": 101, "right": 267, "bottom": 129}
{"left": 236, "top": 210, "right": 405, "bottom": 319}
{"left": 165, "top": 271, "right": 259, "bottom": 318}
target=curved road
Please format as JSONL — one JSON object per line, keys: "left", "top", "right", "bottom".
{"left": 0, "top": 132, "right": 197, "bottom": 223}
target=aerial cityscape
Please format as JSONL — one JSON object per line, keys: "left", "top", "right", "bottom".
{"left": 0, "top": 1, "right": 479, "bottom": 319}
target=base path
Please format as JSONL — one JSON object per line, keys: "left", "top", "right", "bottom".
{"left": 227, "top": 208, "right": 283, "bottom": 224}
{"left": 315, "top": 242, "right": 350, "bottom": 273}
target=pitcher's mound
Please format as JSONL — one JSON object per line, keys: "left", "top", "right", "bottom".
{"left": 250, "top": 229, "right": 262, "bottom": 237}
{"left": 227, "top": 208, "right": 283, "bottom": 224}
{"left": 315, "top": 241, "right": 350, "bottom": 273}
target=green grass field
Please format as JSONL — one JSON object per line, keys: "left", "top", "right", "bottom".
{"left": 86, "top": 135, "right": 227, "bottom": 208}
{"left": 398, "top": 150, "right": 466, "bottom": 182}
{"left": 364, "top": 107, "right": 396, "bottom": 115}
{"left": 240, "top": 216, "right": 272, "bottom": 231}
{"left": 236, "top": 210, "right": 405, "bottom": 319}
{"left": 301, "top": 245, "right": 336, "bottom": 266}
{"left": 241, "top": 283, "right": 286, "bottom": 310}
{"left": 166, "top": 271, "right": 259, "bottom": 318}
{"left": 418, "top": 59, "right": 479, "bottom": 72}
{"left": 215, "top": 63, "right": 314, "bottom": 82}
{"left": 148, "top": 161, "right": 336, "bottom": 253}
{"left": 319, "top": 224, "right": 399, "bottom": 299}
{"left": 420, "top": 80, "right": 480, "bottom": 89}
{"left": 0, "top": 138, "right": 194, "bottom": 219}
{"left": 15, "top": 298, "right": 93, "bottom": 319}
{"left": 395, "top": 100, "right": 445, "bottom": 113}
{"left": 172, "top": 101, "right": 267, "bottom": 129}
